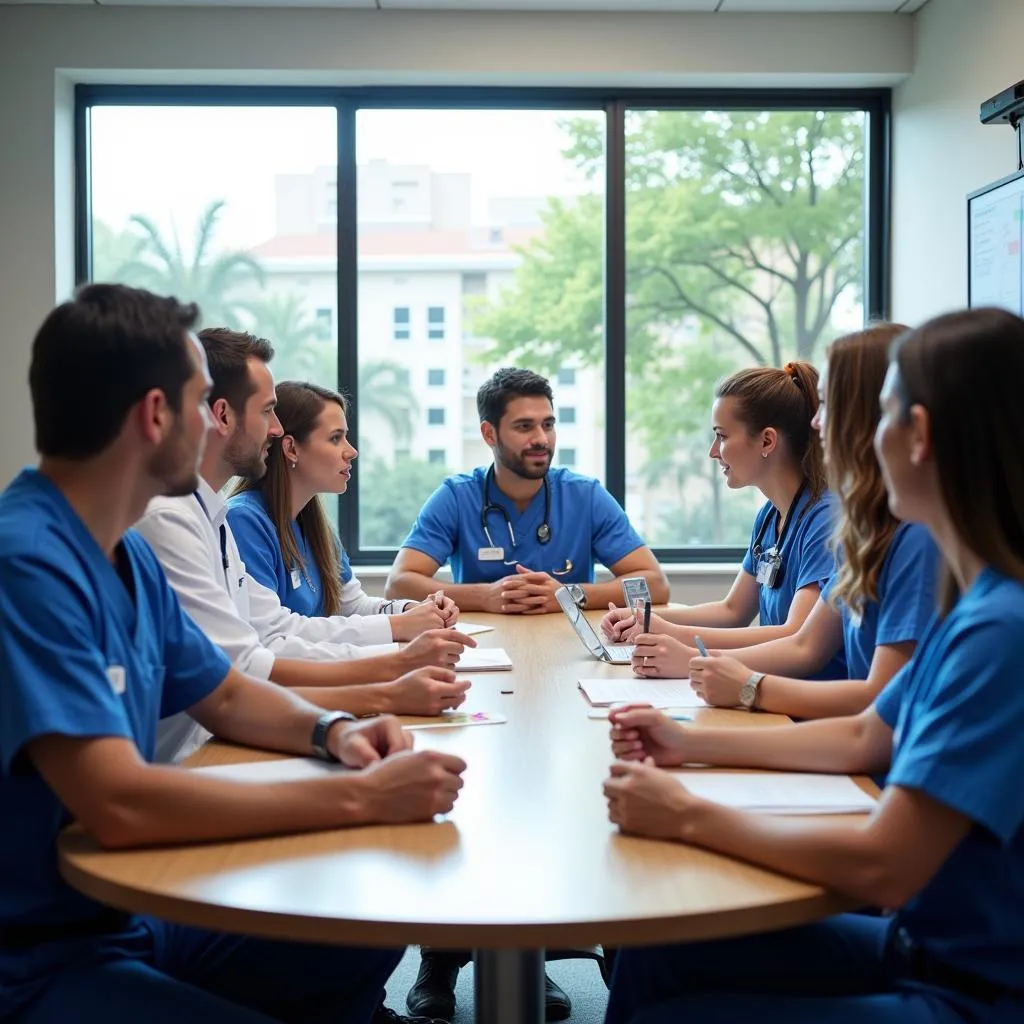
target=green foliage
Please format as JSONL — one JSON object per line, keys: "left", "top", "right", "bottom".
{"left": 356, "top": 361, "right": 420, "bottom": 460}
{"left": 245, "top": 293, "right": 334, "bottom": 383}
{"left": 92, "top": 200, "right": 264, "bottom": 327}
{"left": 473, "top": 110, "right": 865, "bottom": 544}
{"left": 359, "top": 456, "right": 449, "bottom": 549}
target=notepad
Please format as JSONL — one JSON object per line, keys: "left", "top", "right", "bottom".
{"left": 192, "top": 758, "right": 349, "bottom": 783}
{"left": 677, "top": 772, "right": 876, "bottom": 815}
{"left": 456, "top": 621, "right": 495, "bottom": 636}
{"left": 578, "top": 678, "right": 707, "bottom": 708}
{"left": 455, "top": 647, "right": 513, "bottom": 672}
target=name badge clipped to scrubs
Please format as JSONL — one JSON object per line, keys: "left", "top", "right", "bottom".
{"left": 107, "top": 665, "right": 127, "bottom": 696}
{"left": 755, "top": 549, "right": 783, "bottom": 588}
{"left": 290, "top": 567, "right": 303, "bottom": 589}
{"left": 478, "top": 546, "right": 505, "bottom": 561}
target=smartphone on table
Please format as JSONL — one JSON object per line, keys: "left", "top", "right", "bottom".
{"left": 621, "top": 576, "right": 652, "bottom": 609}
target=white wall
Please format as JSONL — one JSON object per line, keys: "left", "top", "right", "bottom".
{"left": 0, "top": 5, "right": 912, "bottom": 489}
{"left": 891, "top": 0, "right": 1024, "bottom": 324}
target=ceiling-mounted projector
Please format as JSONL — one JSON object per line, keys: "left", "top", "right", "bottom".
{"left": 980, "top": 80, "right": 1024, "bottom": 127}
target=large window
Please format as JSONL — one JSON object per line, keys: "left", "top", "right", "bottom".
{"left": 78, "top": 88, "right": 888, "bottom": 564}
{"left": 86, "top": 105, "right": 338, "bottom": 387}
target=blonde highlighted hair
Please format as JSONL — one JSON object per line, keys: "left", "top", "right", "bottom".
{"left": 824, "top": 322, "right": 909, "bottom": 615}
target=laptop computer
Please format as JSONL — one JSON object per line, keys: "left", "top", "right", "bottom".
{"left": 555, "top": 586, "right": 636, "bottom": 665}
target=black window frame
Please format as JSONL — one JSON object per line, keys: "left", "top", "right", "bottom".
{"left": 75, "top": 84, "right": 891, "bottom": 565}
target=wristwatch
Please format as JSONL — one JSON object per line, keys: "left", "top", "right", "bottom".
{"left": 311, "top": 710, "right": 358, "bottom": 761}
{"left": 739, "top": 672, "right": 765, "bottom": 711}
{"left": 566, "top": 583, "right": 587, "bottom": 610}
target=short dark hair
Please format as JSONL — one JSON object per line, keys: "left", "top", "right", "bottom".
{"left": 30, "top": 283, "right": 199, "bottom": 460}
{"left": 476, "top": 367, "right": 553, "bottom": 426}
{"left": 197, "top": 327, "right": 275, "bottom": 414}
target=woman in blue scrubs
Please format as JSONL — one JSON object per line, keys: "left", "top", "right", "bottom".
{"left": 683, "top": 323, "right": 939, "bottom": 719}
{"left": 603, "top": 307, "right": 1024, "bottom": 1023}
{"left": 228, "top": 381, "right": 458, "bottom": 643}
{"left": 603, "top": 359, "right": 844, "bottom": 677}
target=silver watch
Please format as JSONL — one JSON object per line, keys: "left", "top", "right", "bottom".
{"left": 566, "top": 583, "right": 587, "bottom": 609}
{"left": 739, "top": 672, "right": 765, "bottom": 711}
{"left": 311, "top": 710, "right": 358, "bottom": 761}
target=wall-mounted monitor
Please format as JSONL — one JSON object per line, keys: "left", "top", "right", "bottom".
{"left": 968, "top": 169, "right": 1024, "bottom": 316}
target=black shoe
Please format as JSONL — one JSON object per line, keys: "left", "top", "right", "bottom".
{"left": 405, "top": 955, "right": 460, "bottom": 1022}
{"left": 545, "top": 973, "right": 572, "bottom": 1021}
{"left": 373, "top": 1006, "right": 448, "bottom": 1024}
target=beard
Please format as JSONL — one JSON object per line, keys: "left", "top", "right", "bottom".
{"left": 225, "top": 430, "right": 269, "bottom": 481}
{"left": 149, "top": 422, "right": 202, "bottom": 498}
{"left": 495, "top": 440, "right": 553, "bottom": 481}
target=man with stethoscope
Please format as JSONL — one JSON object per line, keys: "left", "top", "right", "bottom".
{"left": 387, "top": 367, "right": 668, "bottom": 616}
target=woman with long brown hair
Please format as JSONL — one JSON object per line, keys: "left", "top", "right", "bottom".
{"left": 228, "top": 380, "right": 458, "bottom": 644}
{"left": 682, "top": 323, "right": 939, "bottom": 718}
{"left": 603, "top": 359, "right": 846, "bottom": 682}
{"left": 604, "top": 307, "right": 1024, "bottom": 1022}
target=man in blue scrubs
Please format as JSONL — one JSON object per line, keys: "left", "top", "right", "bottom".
{"left": 386, "top": 367, "right": 668, "bottom": 615}
{"left": 0, "top": 284, "right": 466, "bottom": 1024}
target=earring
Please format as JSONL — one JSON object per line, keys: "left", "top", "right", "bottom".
{"left": 762, "top": 452, "right": 768, "bottom": 459}
{"left": 289, "top": 460, "right": 297, "bottom": 470}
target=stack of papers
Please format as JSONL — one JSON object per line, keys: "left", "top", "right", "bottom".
{"left": 677, "top": 772, "right": 876, "bottom": 815}
{"left": 192, "top": 758, "right": 349, "bottom": 782}
{"left": 455, "top": 647, "right": 513, "bottom": 672}
{"left": 578, "top": 678, "right": 706, "bottom": 708}
{"left": 456, "top": 622, "right": 494, "bottom": 636}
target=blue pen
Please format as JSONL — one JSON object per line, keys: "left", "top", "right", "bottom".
{"left": 693, "top": 635, "right": 709, "bottom": 657}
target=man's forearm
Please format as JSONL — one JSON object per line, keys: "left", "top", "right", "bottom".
{"left": 92, "top": 767, "right": 372, "bottom": 849}
{"left": 389, "top": 570, "right": 494, "bottom": 612}
{"left": 289, "top": 682, "right": 396, "bottom": 716}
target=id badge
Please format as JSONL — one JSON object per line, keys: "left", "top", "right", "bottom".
{"left": 756, "top": 555, "right": 780, "bottom": 588}
{"left": 290, "top": 567, "right": 302, "bottom": 589}
{"left": 478, "top": 546, "right": 505, "bottom": 561}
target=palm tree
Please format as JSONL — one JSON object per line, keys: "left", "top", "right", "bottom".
{"left": 357, "top": 360, "right": 419, "bottom": 458}
{"left": 244, "top": 292, "right": 334, "bottom": 383}
{"left": 111, "top": 200, "right": 264, "bottom": 327}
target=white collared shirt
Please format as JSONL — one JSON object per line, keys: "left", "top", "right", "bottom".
{"left": 135, "top": 477, "right": 397, "bottom": 763}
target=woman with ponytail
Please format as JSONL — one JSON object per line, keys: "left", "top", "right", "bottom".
{"left": 684, "top": 324, "right": 939, "bottom": 719}
{"left": 603, "top": 359, "right": 845, "bottom": 679}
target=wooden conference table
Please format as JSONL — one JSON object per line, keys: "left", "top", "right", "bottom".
{"left": 60, "top": 610, "right": 868, "bottom": 1024}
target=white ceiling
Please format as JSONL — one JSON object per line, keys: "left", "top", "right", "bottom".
{"left": 0, "top": 0, "right": 932, "bottom": 10}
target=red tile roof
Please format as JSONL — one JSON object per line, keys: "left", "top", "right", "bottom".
{"left": 249, "top": 226, "right": 541, "bottom": 260}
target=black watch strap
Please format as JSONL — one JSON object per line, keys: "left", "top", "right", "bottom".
{"left": 311, "top": 710, "right": 358, "bottom": 761}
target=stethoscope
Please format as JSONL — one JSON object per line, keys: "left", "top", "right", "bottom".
{"left": 480, "top": 465, "right": 573, "bottom": 575}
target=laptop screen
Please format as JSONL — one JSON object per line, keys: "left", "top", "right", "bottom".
{"left": 555, "top": 586, "right": 608, "bottom": 657}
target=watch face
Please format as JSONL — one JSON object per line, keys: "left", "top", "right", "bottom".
{"left": 739, "top": 682, "right": 756, "bottom": 707}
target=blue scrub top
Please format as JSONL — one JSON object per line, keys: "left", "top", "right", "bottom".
{"left": 822, "top": 522, "right": 939, "bottom": 679}
{"left": 741, "top": 487, "right": 844, "bottom": 677}
{"left": 227, "top": 490, "right": 352, "bottom": 619}
{"left": 0, "top": 469, "right": 230, "bottom": 1014}
{"left": 400, "top": 466, "right": 646, "bottom": 585}
{"left": 874, "top": 567, "right": 1024, "bottom": 989}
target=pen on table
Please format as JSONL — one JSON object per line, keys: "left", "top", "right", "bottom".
{"left": 693, "top": 635, "right": 709, "bottom": 657}
{"left": 643, "top": 599, "right": 651, "bottom": 634}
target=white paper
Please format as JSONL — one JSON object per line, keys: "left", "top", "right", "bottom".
{"left": 455, "top": 647, "right": 513, "bottom": 672}
{"left": 677, "top": 772, "right": 877, "bottom": 815}
{"left": 456, "top": 621, "right": 495, "bottom": 636}
{"left": 191, "top": 757, "right": 350, "bottom": 783}
{"left": 578, "top": 678, "right": 706, "bottom": 708}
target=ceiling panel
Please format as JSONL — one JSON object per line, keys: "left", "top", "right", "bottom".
{"left": 95, "top": 0, "right": 375, "bottom": 5}
{"left": 721, "top": 0, "right": 903, "bottom": 10}
{"left": 381, "top": 0, "right": 719, "bottom": 8}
